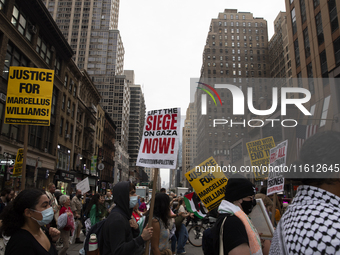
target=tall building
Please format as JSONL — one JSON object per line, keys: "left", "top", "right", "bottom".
{"left": 285, "top": 0, "right": 340, "bottom": 132}
{"left": 196, "top": 9, "right": 270, "bottom": 168}
{"left": 125, "top": 70, "right": 146, "bottom": 183}
{"left": 269, "top": 12, "right": 292, "bottom": 79}
{"left": 182, "top": 103, "right": 197, "bottom": 187}
{"left": 43, "top": 0, "right": 130, "bottom": 148}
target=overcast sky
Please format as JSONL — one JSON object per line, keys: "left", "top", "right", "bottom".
{"left": 118, "top": 0, "right": 286, "bottom": 184}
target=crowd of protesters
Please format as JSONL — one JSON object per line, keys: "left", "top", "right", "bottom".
{"left": 0, "top": 131, "right": 339, "bottom": 255}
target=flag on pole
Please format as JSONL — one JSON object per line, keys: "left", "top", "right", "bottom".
{"left": 184, "top": 192, "right": 207, "bottom": 219}
{"left": 296, "top": 124, "right": 318, "bottom": 158}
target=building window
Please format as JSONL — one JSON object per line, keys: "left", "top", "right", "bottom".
{"left": 307, "top": 62, "right": 314, "bottom": 94}
{"left": 0, "top": 102, "right": 19, "bottom": 140}
{"left": 291, "top": 8, "right": 297, "bottom": 35}
{"left": 0, "top": 0, "right": 5, "bottom": 11}
{"left": 69, "top": 79, "right": 73, "bottom": 92}
{"left": 73, "top": 84, "right": 77, "bottom": 97}
{"left": 64, "top": 74, "right": 68, "bottom": 87}
{"left": 303, "top": 28, "right": 310, "bottom": 58}
{"left": 328, "top": 0, "right": 339, "bottom": 33}
{"left": 313, "top": 0, "right": 320, "bottom": 8}
{"left": 2, "top": 43, "right": 28, "bottom": 80}
{"left": 28, "top": 126, "right": 42, "bottom": 149}
{"left": 300, "top": 0, "right": 307, "bottom": 24}
{"left": 62, "top": 94, "right": 66, "bottom": 110}
{"left": 315, "top": 12, "right": 324, "bottom": 45}
{"left": 294, "top": 39, "right": 300, "bottom": 67}
{"left": 320, "top": 50, "right": 328, "bottom": 79}
{"left": 54, "top": 57, "right": 61, "bottom": 76}
{"left": 59, "top": 118, "right": 64, "bottom": 136}
{"left": 65, "top": 121, "right": 69, "bottom": 138}
{"left": 320, "top": 95, "right": 331, "bottom": 127}
{"left": 334, "top": 36, "right": 340, "bottom": 65}
{"left": 11, "top": 5, "right": 33, "bottom": 41}
{"left": 36, "top": 36, "right": 52, "bottom": 65}
{"left": 72, "top": 103, "right": 75, "bottom": 118}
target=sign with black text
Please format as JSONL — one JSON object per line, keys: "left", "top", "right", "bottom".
{"left": 5, "top": 67, "right": 54, "bottom": 126}
{"left": 267, "top": 140, "right": 288, "bottom": 196}
{"left": 136, "top": 108, "right": 180, "bottom": 169}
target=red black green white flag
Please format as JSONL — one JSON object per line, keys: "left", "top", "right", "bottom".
{"left": 184, "top": 192, "right": 206, "bottom": 219}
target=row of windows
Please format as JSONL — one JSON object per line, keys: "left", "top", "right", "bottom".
{"left": 217, "top": 21, "right": 264, "bottom": 27}
{"left": 207, "top": 70, "right": 266, "bottom": 76}
{"left": 211, "top": 35, "right": 265, "bottom": 41}
{"left": 211, "top": 41, "right": 265, "bottom": 48}
{"left": 216, "top": 28, "right": 265, "bottom": 34}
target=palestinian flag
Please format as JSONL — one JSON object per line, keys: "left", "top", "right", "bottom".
{"left": 184, "top": 192, "right": 207, "bottom": 219}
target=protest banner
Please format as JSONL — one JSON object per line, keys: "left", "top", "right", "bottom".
{"left": 12, "top": 148, "right": 24, "bottom": 177}
{"left": 246, "top": 136, "right": 275, "bottom": 181}
{"left": 136, "top": 108, "right": 180, "bottom": 169}
{"left": 76, "top": 177, "right": 90, "bottom": 194}
{"left": 5, "top": 67, "right": 54, "bottom": 126}
{"left": 185, "top": 157, "right": 228, "bottom": 211}
{"left": 267, "top": 140, "right": 288, "bottom": 196}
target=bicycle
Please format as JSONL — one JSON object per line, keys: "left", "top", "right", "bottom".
{"left": 187, "top": 216, "right": 216, "bottom": 247}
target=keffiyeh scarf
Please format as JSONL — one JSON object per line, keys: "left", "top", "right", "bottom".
{"left": 269, "top": 185, "right": 340, "bottom": 254}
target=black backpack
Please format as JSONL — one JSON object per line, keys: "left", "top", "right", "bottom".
{"left": 84, "top": 219, "right": 106, "bottom": 255}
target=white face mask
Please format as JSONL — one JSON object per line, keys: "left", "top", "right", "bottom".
{"left": 129, "top": 196, "right": 138, "bottom": 209}
{"left": 30, "top": 207, "right": 54, "bottom": 226}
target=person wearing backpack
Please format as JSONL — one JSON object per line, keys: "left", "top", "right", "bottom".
{"left": 99, "top": 181, "right": 153, "bottom": 255}
{"left": 212, "top": 174, "right": 269, "bottom": 255}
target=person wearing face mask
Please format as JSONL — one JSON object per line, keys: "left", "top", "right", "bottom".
{"left": 99, "top": 181, "right": 153, "bottom": 255}
{"left": 212, "top": 174, "right": 262, "bottom": 255}
{"left": 0, "top": 189, "right": 60, "bottom": 255}
{"left": 71, "top": 189, "right": 83, "bottom": 244}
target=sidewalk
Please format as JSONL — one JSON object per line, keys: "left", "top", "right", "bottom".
{"left": 58, "top": 232, "right": 85, "bottom": 255}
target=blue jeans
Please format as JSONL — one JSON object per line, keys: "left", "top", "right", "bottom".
{"left": 177, "top": 223, "right": 188, "bottom": 253}
{"left": 171, "top": 234, "right": 177, "bottom": 253}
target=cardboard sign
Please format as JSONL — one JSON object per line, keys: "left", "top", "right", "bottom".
{"left": 76, "top": 177, "right": 90, "bottom": 195}
{"left": 185, "top": 157, "right": 228, "bottom": 211}
{"left": 246, "top": 137, "right": 275, "bottom": 181}
{"left": 136, "top": 108, "right": 180, "bottom": 169}
{"left": 267, "top": 140, "right": 288, "bottom": 196}
{"left": 5, "top": 67, "right": 54, "bottom": 126}
{"left": 12, "top": 148, "right": 24, "bottom": 177}
{"left": 248, "top": 199, "right": 275, "bottom": 239}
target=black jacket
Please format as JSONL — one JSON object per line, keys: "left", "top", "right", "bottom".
{"left": 99, "top": 181, "right": 144, "bottom": 255}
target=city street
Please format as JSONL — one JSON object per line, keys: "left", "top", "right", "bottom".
{"left": 67, "top": 226, "right": 204, "bottom": 255}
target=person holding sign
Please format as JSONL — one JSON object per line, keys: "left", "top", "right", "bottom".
{"left": 213, "top": 174, "right": 265, "bottom": 255}
{"left": 99, "top": 181, "right": 153, "bottom": 255}
{"left": 269, "top": 131, "right": 340, "bottom": 254}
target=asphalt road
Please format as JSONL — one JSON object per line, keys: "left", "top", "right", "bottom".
{"left": 67, "top": 226, "right": 205, "bottom": 255}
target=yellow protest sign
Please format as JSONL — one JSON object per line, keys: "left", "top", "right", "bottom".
{"left": 246, "top": 136, "right": 275, "bottom": 181}
{"left": 5, "top": 67, "right": 54, "bottom": 126}
{"left": 185, "top": 157, "right": 228, "bottom": 211}
{"left": 13, "top": 148, "right": 24, "bottom": 176}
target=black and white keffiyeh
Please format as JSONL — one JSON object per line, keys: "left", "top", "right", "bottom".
{"left": 269, "top": 185, "right": 340, "bottom": 255}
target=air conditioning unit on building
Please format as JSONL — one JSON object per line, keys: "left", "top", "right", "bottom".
{"left": 67, "top": 109, "right": 71, "bottom": 114}
{"left": 44, "top": 148, "right": 48, "bottom": 153}
{"left": 65, "top": 134, "right": 70, "bottom": 139}
{"left": 29, "top": 25, "right": 37, "bottom": 34}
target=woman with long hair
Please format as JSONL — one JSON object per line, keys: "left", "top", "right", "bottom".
{"left": 86, "top": 193, "right": 104, "bottom": 226}
{"left": 1, "top": 189, "right": 60, "bottom": 255}
{"left": 151, "top": 193, "right": 171, "bottom": 255}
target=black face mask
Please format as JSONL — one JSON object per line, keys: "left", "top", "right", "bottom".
{"left": 241, "top": 199, "right": 256, "bottom": 215}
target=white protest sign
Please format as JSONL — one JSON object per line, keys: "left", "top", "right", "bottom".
{"left": 76, "top": 177, "right": 90, "bottom": 194}
{"left": 136, "top": 108, "right": 180, "bottom": 169}
{"left": 267, "top": 140, "right": 288, "bottom": 196}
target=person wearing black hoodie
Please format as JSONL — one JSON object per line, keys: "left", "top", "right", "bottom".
{"left": 99, "top": 181, "right": 153, "bottom": 255}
